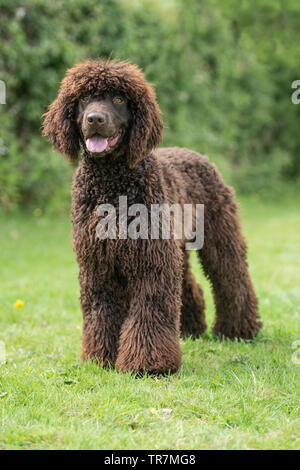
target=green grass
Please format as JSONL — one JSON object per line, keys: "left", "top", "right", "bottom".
{"left": 0, "top": 195, "right": 299, "bottom": 450}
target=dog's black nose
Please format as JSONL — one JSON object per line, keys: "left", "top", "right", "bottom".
{"left": 87, "top": 112, "right": 107, "bottom": 125}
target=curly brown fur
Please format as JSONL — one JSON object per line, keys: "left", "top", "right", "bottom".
{"left": 43, "top": 59, "right": 262, "bottom": 375}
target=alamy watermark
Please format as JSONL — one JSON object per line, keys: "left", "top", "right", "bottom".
{"left": 292, "top": 340, "right": 300, "bottom": 365}
{"left": 0, "top": 80, "right": 6, "bottom": 105}
{"left": 291, "top": 80, "right": 300, "bottom": 104}
{"left": 96, "top": 196, "right": 204, "bottom": 250}
{"left": 0, "top": 341, "right": 6, "bottom": 364}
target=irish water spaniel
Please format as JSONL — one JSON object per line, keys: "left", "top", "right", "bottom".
{"left": 43, "top": 59, "right": 262, "bottom": 375}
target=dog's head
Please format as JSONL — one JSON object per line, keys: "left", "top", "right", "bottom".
{"left": 43, "top": 60, "right": 163, "bottom": 168}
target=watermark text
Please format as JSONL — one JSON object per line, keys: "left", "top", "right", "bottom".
{"left": 96, "top": 197, "right": 204, "bottom": 250}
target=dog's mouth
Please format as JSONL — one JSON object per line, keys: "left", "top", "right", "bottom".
{"left": 85, "top": 131, "right": 123, "bottom": 155}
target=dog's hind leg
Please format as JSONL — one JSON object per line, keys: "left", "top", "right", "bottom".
{"left": 197, "top": 166, "right": 262, "bottom": 340}
{"left": 180, "top": 250, "right": 207, "bottom": 339}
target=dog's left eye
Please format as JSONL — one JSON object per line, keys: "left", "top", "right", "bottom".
{"left": 112, "top": 96, "right": 123, "bottom": 104}
{"left": 81, "top": 96, "right": 89, "bottom": 103}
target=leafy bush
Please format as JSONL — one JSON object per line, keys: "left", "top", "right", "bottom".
{"left": 0, "top": 0, "right": 299, "bottom": 209}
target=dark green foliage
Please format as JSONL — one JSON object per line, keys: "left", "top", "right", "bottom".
{"left": 0, "top": 0, "right": 299, "bottom": 209}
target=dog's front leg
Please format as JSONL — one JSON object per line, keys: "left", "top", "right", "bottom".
{"left": 79, "top": 275, "right": 126, "bottom": 367}
{"left": 115, "top": 242, "right": 183, "bottom": 375}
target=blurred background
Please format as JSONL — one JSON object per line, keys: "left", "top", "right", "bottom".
{"left": 0, "top": 0, "right": 300, "bottom": 212}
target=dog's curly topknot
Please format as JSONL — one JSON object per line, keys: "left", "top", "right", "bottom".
{"left": 43, "top": 59, "right": 163, "bottom": 167}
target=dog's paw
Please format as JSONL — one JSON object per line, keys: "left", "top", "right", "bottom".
{"left": 115, "top": 342, "right": 182, "bottom": 376}
{"left": 213, "top": 318, "right": 263, "bottom": 341}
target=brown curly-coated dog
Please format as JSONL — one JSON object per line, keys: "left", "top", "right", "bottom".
{"left": 43, "top": 59, "right": 262, "bottom": 375}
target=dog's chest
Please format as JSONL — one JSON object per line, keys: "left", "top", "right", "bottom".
{"left": 74, "top": 189, "right": 152, "bottom": 273}
{"left": 72, "top": 157, "right": 165, "bottom": 275}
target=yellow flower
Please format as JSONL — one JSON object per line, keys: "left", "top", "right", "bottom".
{"left": 14, "top": 299, "right": 24, "bottom": 310}
{"left": 150, "top": 408, "right": 157, "bottom": 414}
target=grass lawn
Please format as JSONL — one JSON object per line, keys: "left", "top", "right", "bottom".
{"left": 0, "top": 195, "right": 299, "bottom": 450}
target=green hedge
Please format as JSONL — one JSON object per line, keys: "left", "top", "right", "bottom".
{"left": 1, "top": 0, "right": 299, "bottom": 209}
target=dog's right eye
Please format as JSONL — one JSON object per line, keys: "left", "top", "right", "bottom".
{"left": 81, "top": 96, "right": 89, "bottom": 103}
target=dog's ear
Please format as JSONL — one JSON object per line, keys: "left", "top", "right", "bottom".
{"left": 43, "top": 87, "right": 80, "bottom": 161}
{"left": 127, "top": 84, "right": 163, "bottom": 168}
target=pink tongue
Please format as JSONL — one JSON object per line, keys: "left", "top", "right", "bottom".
{"left": 86, "top": 136, "right": 108, "bottom": 153}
